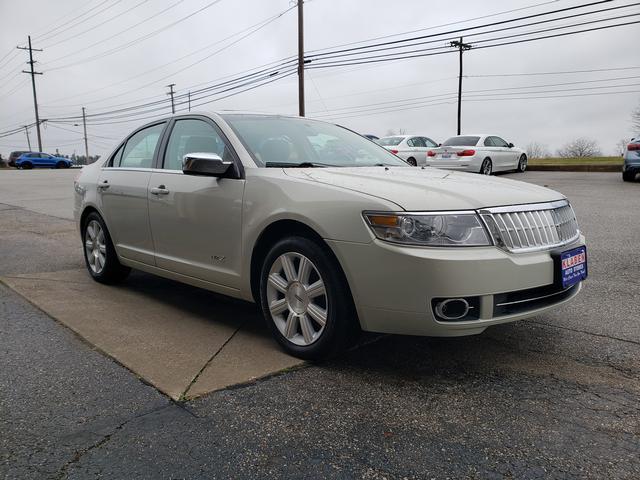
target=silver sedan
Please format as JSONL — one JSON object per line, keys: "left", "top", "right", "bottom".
{"left": 74, "top": 113, "right": 585, "bottom": 359}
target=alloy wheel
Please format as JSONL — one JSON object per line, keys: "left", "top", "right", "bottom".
{"left": 519, "top": 155, "right": 527, "bottom": 172}
{"left": 84, "top": 220, "right": 107, "bottom": 274}
{"left": 266, "top": 252, "right": 328, "bottom": 346}
{"left": 482, "top": 159, "right": 492, "bottom": 175}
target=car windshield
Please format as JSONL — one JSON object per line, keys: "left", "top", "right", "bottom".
{"left": 442, "top": 136, "right": 480, "bottom": 147}
{"left": 377, "top": 136, "right": 404, "bottom": 146}
{"left": 222, "top": 114, "right": 408, "bottom": 167}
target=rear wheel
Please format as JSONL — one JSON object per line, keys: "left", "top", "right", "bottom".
{"left": 480, "top": 158, "right": 492, "bottom": 175}
{"left": 82, "top": 212, "right": 130, "bottom": 284}
{"left": 21, "top": 162, "right": 33, "bottom": 170}
{"left": 623, "top": 170, "right": 636, "bottom": 182}
{"left": 517, "top": 154, "right": 527, "bottom": 173}
{"left": 407, "top": 157, "right": 417, "bottom": 166}
{"left": 259, "top": 236, "right": 358, "bottom": 360}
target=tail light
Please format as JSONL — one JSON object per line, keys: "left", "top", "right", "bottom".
{"left": 628, "top": 143, "right": 640, "bottom": 151}
{"left": 456, "top": 149, "right": 476, "bottom": 157}
{"left": 427, "top": 150, "right": 436, "bottom": 157}
{"left": 390, "top": 149, "right": 399, "bottom": 155}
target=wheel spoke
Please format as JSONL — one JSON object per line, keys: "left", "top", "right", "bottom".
{"left": 268, "top": 273, "right": 288, "bottom": 293}
{"left": 281, "top": 254, "right": 296, "bottom": 282}
{"left": 85, "top": 240, "right": 93, "bottom": 250}
{"left": 284, "top": 312, "right": 298, "bottom": 339}
{"left": 98, "top": 244, "right": 106, "bottom": 254}
{"left": 307, "top": 303, "right": 327, "bottom": 326}
{"left": 297, "top": 256, "right": 312, "bottom": 283}
{"left": 306, "top": 280, "right": 325, "bottom": 299}
{"left": 95, "top": 253, "right": 102, "bottom": 271}
{"left": 299, "top": 314, "right": 314, "bottom": 344}
{"left": 87, "top": 224, "right": 96, "bottom": 240}
{"left": 269, "top": 298, "right": 288, "bottom": 316}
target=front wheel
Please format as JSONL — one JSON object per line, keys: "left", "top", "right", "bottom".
{"left": 407, "top": 157, "right": 417, "bottom": 166}
{"left": 623, "top": 170, "right": 636, "bottom": 182}
{"left": 517, "top": 154, "right": 527, "bottom": 173}
{"left": 82, "top": 212, "right": 130, "bottom": 284}
{"left": 259, "top": 236, "right": 358, "bottom": 360}
{"left": 480, "top": 158, "right": 493, "bottom": 175}
{"left": 56, "top": 161, "right": 66, "bottom": 169}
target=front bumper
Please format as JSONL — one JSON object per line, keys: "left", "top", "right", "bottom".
{"left": 327, "top": 235, "right": 586, "bottom": 336}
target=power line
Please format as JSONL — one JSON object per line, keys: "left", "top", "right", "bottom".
{"left": 45, "top": 0, "right": 224, "bottom": 71}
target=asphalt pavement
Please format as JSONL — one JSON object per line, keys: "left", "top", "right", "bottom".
{"left": 1, "top": 169, "right": 639, "bottom": 479}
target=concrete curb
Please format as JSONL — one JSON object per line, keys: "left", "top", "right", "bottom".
{"left": 528, "top": 164, "right": 622, "bottom": 172}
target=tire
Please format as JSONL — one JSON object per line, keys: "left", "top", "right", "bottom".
{"left": 82, "top": 212, "right": 130, "bottom": 284}
{"left": 480, "top": 158, "right": 492, "bottom": 175}
{"left": 259, "top": 236, "right": 358, "bottom": 360}
{"left": 407, "top": 157, "right": 417, "bottom": 166}
{"left": 56, "top": 161, "right": 65, "bottom": 169}
{"left": 517, "top": 154, "right": 527, "bottom": 173}
{"left": 21, "top": 162, "right": 32, "bottom": 170}
{"left": 623, "top": 170, "right": 636, "bottom": 182}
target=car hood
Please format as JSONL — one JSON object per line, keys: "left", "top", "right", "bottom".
{"left": 284, "top": 167, "right": 564, "bottom": 211}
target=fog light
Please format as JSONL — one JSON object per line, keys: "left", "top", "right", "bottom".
{"left": 434, "top": 298, "right": 470, "bottom": 320}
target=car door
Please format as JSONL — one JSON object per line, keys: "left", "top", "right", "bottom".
{"left": 42, "top": 154, "right": 55, "bottom": 167}
{"left": 147, "top": 117, "right": 245, "bottom": 290}
{"left": 496, "top": 136, "right": 519, "bottom": 168}
{"left": 98, "top": 122, "right": 166, "bottom": 265}
{"left": 29, "top": 153, "right": 43, "bottom": 167}
{"left": 492, "top": 136, "right": 514, "bottom": 170}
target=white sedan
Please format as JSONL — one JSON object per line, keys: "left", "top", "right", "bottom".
{"left": 426, "top": 134, "right": 528, "bottom": 175}
{"left": 74, "top": 114, "right": 585, "bottom": 360}
{"left": 377, "top": 135, "right": 439, "bottom": 166}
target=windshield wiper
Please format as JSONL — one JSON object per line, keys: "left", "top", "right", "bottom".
{"left": 265, "top": 161, "right": 336, "bottom": 168}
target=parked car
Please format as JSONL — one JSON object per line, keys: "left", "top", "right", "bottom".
{"left": 426, "top": 135, "right": 527, "bottom": 175}
{"left": 377, "top": 135, "right": 439, "bottom": 166}
{"left": 9, "top": 150, "right": 30, "bottom": 167}
{"left": 74, "top": 112, "right": 586, "bottom": 360}
{"left": 16, "top": 152, "right": 73, "bottom": 169}
{"left": 622, "top": 135, "right": 639, "bottom": 182}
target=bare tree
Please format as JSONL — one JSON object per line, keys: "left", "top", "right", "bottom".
{"left": 398, "top": 128, "right": 407, "bottom": 135}
{"left": 556, "top": 138, "right": 602, "bottom": 158}
{"left": 385, "top": 129, "right": 397, "bottom": 136}
{"left": 616, "top": 138, "right": 631, "bottom": 156}
{"left": 525, "top": 141, "right": 550, "bottom": 159}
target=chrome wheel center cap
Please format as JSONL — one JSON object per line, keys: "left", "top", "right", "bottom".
{"left": 286, "top": 282, "right": 309, "bottom": 315}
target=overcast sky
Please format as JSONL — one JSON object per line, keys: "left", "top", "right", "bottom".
{"left": 1, "top": 0, "right": 639, "bottom": 159}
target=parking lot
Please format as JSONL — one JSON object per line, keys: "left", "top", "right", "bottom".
{"left": 1, "top": 169, "right": 639, "bottom": 478}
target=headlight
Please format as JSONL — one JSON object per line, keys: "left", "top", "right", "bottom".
{"left": 364, "top": 212, "right": 492, "bottom": 246}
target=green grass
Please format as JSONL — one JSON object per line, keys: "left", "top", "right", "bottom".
{"left": 529, "top": 156, "right": 622, "bottom": 166}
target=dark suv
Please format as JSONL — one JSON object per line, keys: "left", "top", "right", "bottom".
{"left": 623, "top": 136, "right": 640, "bottom": 182}
{"left": 9, "top": 151, "right": 30, "bottom": 167}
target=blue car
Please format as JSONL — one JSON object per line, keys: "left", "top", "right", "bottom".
{"left": 16, "top": 152, "right": 73, "bottom": 169}
{"left": 623, "top": 135, "right": 640, "bottom": 182}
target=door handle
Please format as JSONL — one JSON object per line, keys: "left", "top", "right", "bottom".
{"left": 97, "top": 180, "right": 110, "bottom": 190}
{"left": 150, "top": 185, "right": 170, "bottom": 195}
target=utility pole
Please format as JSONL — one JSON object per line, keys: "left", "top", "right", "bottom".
{"left": 449, "top": 37, "right": 472, "bottom": 135}
{"left": 82, "top": 107, "right": 89, "bottom": 163}
{"left": 24, "top": 126, "right": 32, "bottom": 150}
{"left": 166, "top": 83, "right": 176, "bottom": 114}
{"left": 18, "top": 36, "right": 43, "bottom": 152}
{"left": 297, "top": 0, "right": 305, "bottom": 117}
{"left": 188, "top": 91, "right": 191, "bottom": 112}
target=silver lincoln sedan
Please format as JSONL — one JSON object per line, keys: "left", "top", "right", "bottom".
{"left": 74, "top": 112, "right": 587, "bottom": 359}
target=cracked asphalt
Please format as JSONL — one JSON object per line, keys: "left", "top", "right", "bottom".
{"left": 1, "top": 171, "right": 639, "bottom": 479}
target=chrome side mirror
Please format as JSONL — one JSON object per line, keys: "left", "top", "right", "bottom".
{"left": 182, "top": 152, "right": 232, "bottom": 177}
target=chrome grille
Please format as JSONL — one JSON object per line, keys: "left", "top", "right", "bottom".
{"left": 479, "top": 200, "right": 580, "bottom": 253}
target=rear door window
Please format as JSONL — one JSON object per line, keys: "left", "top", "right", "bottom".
{"left": 118, "top": 123, "right": 165, "bottom": 168}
